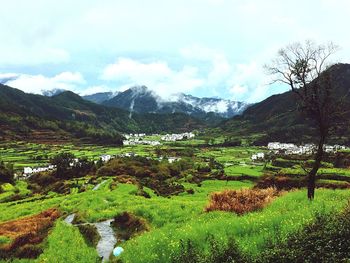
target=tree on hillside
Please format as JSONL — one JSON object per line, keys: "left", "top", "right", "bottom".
{"left": 0, "top": 161, "right": 14, "bottom": 183}
{"left": 266, "top": 40, "right": 345, "bottom": 200}
{"left": 51, "top": 153, "right": 76, "bottom": 179}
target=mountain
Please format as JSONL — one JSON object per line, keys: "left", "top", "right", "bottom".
{"left": 221, "top": 63, "right": 350, "bottom": 145}
{"left": 0, "top": 84, "right": 204, "bottom": 144}
{"left": 176, "top": 93, "right": 249, "bottom": 118}
{"left": 98, "top": 86, "right": 248, "bottom": 123}
{"left": 82, "top": 91, "right": 118, "bottom": 104}
{"left": 42, "top": 88, "right": 66, "bottom": 97}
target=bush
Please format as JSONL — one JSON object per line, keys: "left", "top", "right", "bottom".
{"left": 205, "top": 188, "right": 279, "bottom": 215}
{"left": 0, "top": 161, "right": 14, "bottom": 184}
{"left": 77, "top": 224, "right": 100, "bottom": 247}
{"left": 171, "top": 234, "right": 249, "bottom": 263}
{"left": 14, "top": 244, "right": 43, "bottom": 259}
{"left": 259, "top": 203, "right": 350, "bottom": 263}
{"left": 111, "top": 212, "right": 149, "bottom": 240}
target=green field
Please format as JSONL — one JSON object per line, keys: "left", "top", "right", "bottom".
{"left": 1, "top": 138, "right": 350, "bottom": 262}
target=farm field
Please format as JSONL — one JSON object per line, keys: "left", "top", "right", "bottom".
{"left": 1, "top": 138, "right": 350, "bottom": 262}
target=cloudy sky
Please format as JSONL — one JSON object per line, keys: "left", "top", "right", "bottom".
{"left": 0, "top": 0, "right": 350, "bottom": 102}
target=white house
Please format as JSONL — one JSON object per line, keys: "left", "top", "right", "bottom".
{"left": 251, "top": 152, "right": 265, "bottom": 161}
{"left": 101, "top": 155, "right": 112, "bottom": 162}
{"left": 167, "top": 157, "right": 181, "bottom": 163}
{"left": 23, "top": 167, "right": 33, "bottom": 174}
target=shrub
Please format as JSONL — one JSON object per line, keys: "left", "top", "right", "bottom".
{"left": 259, "top": 203, "right": 350, "bottom": 263}
{"left": 77, "top": 224, "right": 100, "bottom": 247}
{"left": 14, "top": 244, "right": 43, "bottom": 258}
{"left": 111, "top": 212, "right": 149, "bottom": 240}
{"left": 171, "top": 234, "right": 249, "bottom": 263}
{"left": 205, "top": 188, "right": 279, "bottom": 215}
{"left": 255, "top": 175, "right": 305, "bottom": 190}
{"left": 256, "top": 175, "right": 350, "bottom": 191}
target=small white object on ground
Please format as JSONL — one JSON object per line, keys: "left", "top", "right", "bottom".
{"left": 113, "top": 246, "right": 124, "bottom": 257}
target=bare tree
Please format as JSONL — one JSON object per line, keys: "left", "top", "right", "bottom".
{"left": 266, "top": 40, "right": 344, "bottom": 200}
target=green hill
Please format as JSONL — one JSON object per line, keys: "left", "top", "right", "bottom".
{"left": 221, "top": 63, "right": 350, "bottom": 144}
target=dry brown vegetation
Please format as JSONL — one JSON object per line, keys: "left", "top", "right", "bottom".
{"left": 205, "top": 187, "right": 279, "bottom": 215}
{"left": 0, "top": 208, "right": 60, "bottom": 258}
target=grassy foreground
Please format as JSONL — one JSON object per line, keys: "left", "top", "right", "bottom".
{"left": 2, "top": 185, "right": 347, "bottom": 262}
{"left": 116, "top": 189, "right": 350, "bottom": 263}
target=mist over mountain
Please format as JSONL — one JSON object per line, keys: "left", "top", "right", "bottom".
{"left": 84, "top": 86, "right": 249, "bottom": 120}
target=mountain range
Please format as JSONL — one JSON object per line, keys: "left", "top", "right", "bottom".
{"left": 0, "top": 84, "right": 204, "bottom": 144}
{"left": 83, "top": 86, "right": 249, "bottom": 120}
{"left": 1, "top": 63, "right": 350, "bottom": 145}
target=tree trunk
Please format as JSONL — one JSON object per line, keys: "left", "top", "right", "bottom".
{"left": 307, "top": 134, "right": 326, "bottom": 200}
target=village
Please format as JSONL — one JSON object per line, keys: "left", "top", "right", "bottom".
{"left": 20, "top": 138, "right": 348, "bottom": 179}
{"left": 122, "top": 132, "right": 195, "bottom": 146}
{"left": 251, "top": 142, "right": 348, "bottom": 161}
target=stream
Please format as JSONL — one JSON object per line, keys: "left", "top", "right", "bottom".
{"left": 64, "top": 213, "right": 75, "bottom": 224}
{"left": 64, "top": 214, "right": 117, "bottom": 262}
{"left": 93, "top": 180, "right": 108, "bottom": 191}
{"left": 94, "top": 219, "right": 117, "bottom": 261}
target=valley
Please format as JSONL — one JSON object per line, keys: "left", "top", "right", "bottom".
{"left": 2, "top": 2, "right": 350, "bottom": 262}
{"left": 1, "top": 133, "right": 350, "bottom": 262}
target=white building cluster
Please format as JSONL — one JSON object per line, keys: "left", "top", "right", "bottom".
{"left": 123, "top": 133, "right": 146, "bottom": 139}
{"left": 159, "top": 156, "right": 181, "bottom": 163}
{"left": 324, "top": 144, "right": 347, "bottom": 153}
{"left": 23, "top": 164, "right": 56, "bottom": 177}
{"left": 123, "top": 133, "right": 161, "bottom": 146}
{"left": 161, "top": 132, "right": 195, "bottom": 142}
{"left": 123, "top": 139, "right": 161, "bottom": 146}
{"left": 267, "top": 142, "right": 347, "bottom": 155}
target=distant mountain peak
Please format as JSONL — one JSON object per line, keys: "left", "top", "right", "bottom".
{"left": 42, "top": 88, "right": 66, "bottom": 97}
{"left": 95, "top": 86, "right": 250, "bottom": 120}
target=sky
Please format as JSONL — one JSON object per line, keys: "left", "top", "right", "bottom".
{"left": 0, "top": 0, "right": 350, "bottom": 103}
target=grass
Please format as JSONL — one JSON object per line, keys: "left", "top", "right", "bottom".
{"left": 0, "top": 236, "right": 10, "bottom": 246}
{"left": 224, "top": 165, "right": 264, "bottom": 177}
{"left": 0, "top": 181, "right": 31, "bottom": 203}
{"left": 117, "top": 189, "right": 350, "bottom": 263}
{"left": 0, "top": 180, "right": 253, "bottom": 262}
{"left": 36, "top": 220, "right": 99, "bottom": 263}
{"left": 1, "top": 141, "right": 350, "bottom": 262}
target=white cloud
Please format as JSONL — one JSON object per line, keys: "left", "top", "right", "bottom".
{"left": 1, "top": 1, "right": 350, "bottom": 102}
{"left": 3, "top": 72, "right": 85, "bottom": 94}
{"left": 230, "top": 84, "right": 248, "bottom": 95}
{"left": 180, "top": 45, "right": 231, "bottom": 84}
{"left": 101, "top": 58, "right": 204, "bottom": 98}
